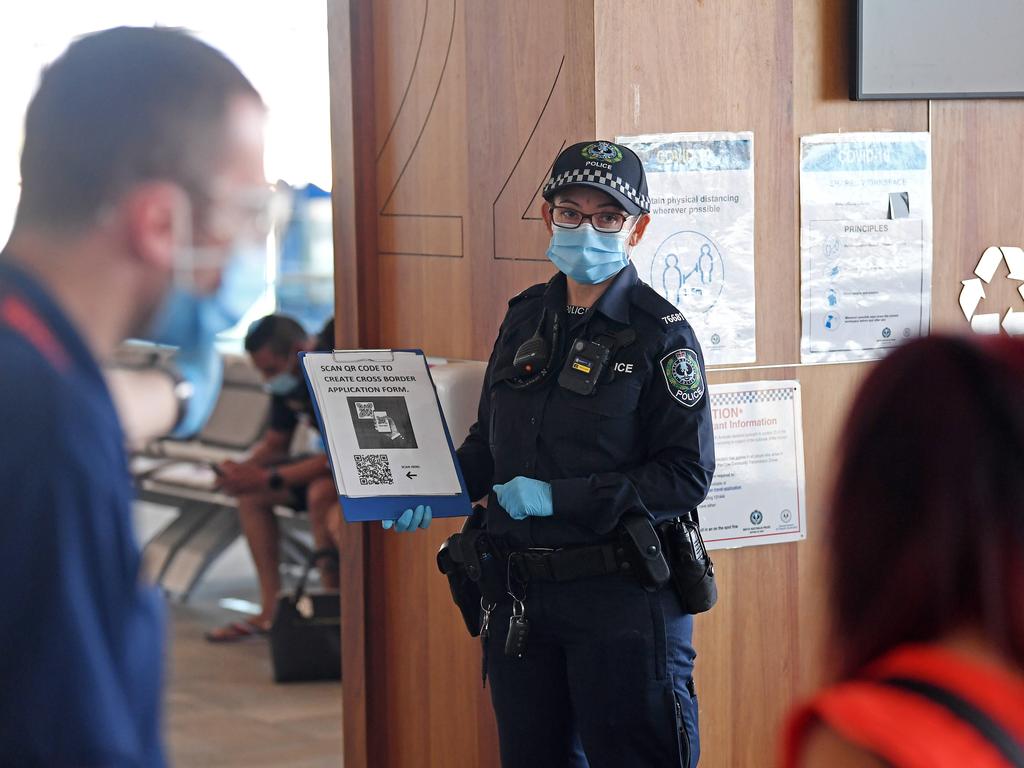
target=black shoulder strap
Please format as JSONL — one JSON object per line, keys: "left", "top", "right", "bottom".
{"left": 879, "top": 676, "right": 1024, "bottom": 767}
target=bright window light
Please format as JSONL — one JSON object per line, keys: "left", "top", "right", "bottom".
{"left": 0, "top": 1, "right": 334, "bottom": 344}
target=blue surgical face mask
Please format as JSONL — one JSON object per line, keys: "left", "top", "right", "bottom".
{"left": 143, "top": 195, "right": 269, "bottom": 436}
{"left": 144, "top": 244, "right": 265, "bottom": 437}
{"left": 265, "top": 370, "right": 299, "bottom": 396}
{"left": 149, "top": 187, "right": 271, "bottom": 342}
{"left": 146, "top": 241, "right": 266, "bottom": 350}
{"left": 545, "top": 223, "right": 634, "bottom": 285}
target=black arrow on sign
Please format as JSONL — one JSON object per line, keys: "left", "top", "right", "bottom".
{"left": 406, "top": 471, "right": 417, "bottom": 479}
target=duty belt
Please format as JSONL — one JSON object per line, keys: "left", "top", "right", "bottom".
{"left": 506, "top": 514, "right": 671, "bottom": 591}
{"left": 508, "top": 542, "right": 627, "bottom": 583}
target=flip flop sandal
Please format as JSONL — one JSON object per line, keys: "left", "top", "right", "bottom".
{"left": 204, "top": 620, "right": 269, "bottom": 643}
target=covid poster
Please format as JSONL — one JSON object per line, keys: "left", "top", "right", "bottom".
{"left": 618, "top": 132, "right": 756, "bottom": 365}
{"left": 800, "top": 133, "right": 933, "bottom": 363}
{"left": 699, "top": 380, "right": 807, "bottom": 550}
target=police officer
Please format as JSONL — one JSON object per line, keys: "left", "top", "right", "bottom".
{"left": 386, "top": 141, "right": 715, "bottom": 767}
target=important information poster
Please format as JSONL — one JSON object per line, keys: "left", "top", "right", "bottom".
{"left": 800, "top": 132, "right": 933, "bottom": 363}
{"left": 618, "top": 132, "right": 756, "bottom": 365}
{"left": 698, "top": 380, "right": 807, "bottom": 550}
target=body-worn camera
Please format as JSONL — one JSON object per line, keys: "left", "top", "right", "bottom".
{"left": 558, "top": 338, "right": 612, "bottom": 396}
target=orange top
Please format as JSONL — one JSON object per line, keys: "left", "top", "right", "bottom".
{"left": 782, "top": 644, "right": 1024, "bottom": 768}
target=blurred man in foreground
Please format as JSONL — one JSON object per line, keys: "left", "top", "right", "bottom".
{"left": 0, "top": 27, "right": 268, "bottom": 765}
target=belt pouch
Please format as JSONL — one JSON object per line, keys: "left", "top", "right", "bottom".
{"left": 658, "top": 516, "right": 718, "bottom": 614}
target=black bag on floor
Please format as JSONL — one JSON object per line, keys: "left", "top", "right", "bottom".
{"left": 269, "top": 548, "right": 341, "bottom": 683}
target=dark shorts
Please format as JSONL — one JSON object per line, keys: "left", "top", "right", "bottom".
{"left": 288, "top": 484, "right": 309, "bottom": 512}
{"left": 270, "top": 455, "right": 319, "bottom": 513}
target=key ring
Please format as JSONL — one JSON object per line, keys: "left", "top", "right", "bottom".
{"left": 505, "top": 553, "right": 527, "bottom": 604}
{"left": 480, "top": 597, "right": 496, "bottom": 636}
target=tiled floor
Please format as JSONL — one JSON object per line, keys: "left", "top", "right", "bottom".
{"left": 166, "top": 603, "right": 343, "bottom": 768}
{"left": 137, "top": 503, "right": 343, "bottom": 767}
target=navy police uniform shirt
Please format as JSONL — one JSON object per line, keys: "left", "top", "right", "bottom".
{"left": 457, "top": 262, "right": 716, "bottom": 549}
{"left": 0, "top": 260, "right": 166, "bottom": 767}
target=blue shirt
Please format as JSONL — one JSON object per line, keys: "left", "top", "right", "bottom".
{"left": 457, "top": 263, "right": 716, "bottom": 548}
{"left": 0, "top": 259, "right": 166, "bottom": 767}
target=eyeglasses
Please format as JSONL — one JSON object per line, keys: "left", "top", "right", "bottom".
{"left": 550, "top": 205, "right": 632, "bottom": 234}
{"left": 205, "top": 182, "right": 293, "bottom": 242}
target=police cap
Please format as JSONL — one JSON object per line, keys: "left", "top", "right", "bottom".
{"left": 542, "top": 140, "right": 650, "bottom": 215}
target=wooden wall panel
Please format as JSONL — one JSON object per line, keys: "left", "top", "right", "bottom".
{"left": 464, "top": 0, "right": 598, "bottom": 357}
{"left": 372, "top": 0, "right": 471, "bottom": 358}
{"left": 930, "top": 101, "right": 1024, "bottom": 333}
{"left": 792, "top": 0, "right": 925, "bottom": 134}
{"left": 327, "top": 0, "right": 362, "bottom": 351}
{"left": 595, "top": 0, "right": 799, "bottom": 365}
{"left": 696, "top": 361, "right": 869, "bottom": 767}
{"left": 329, "top": 0, "right": 1024, "bottom": 765}
{"left": 328, "top": 2, "right": 376, "bottom": 765}
{"left": 789, "top": 0, "right": 927, "bottom": 700}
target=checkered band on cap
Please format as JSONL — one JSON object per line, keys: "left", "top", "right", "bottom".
{"left": 543, "top": 168, "right": 651, "bottom": 212}
{"left": 710, "top": 388, "right": 796, "bottom": 407}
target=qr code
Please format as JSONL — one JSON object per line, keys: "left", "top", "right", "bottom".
{"left": 355, "top": 454, "right": 393, "bottom": 486}
{"left": 355, "top": 401, "right": 375, "bottom": 419}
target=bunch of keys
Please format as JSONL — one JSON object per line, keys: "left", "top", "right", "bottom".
{"left": 504, "top": 598, "right": 530, "bottom": 659}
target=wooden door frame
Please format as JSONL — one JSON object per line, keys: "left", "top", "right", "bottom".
{"left": 328, "top": 0, "right": 378, "bottom": 765}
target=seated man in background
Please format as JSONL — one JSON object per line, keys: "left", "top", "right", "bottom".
{"left": 206, "top": 313, "right": 339, "bottom": 641}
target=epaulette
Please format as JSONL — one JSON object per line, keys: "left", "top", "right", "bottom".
{"left": 507, "top": 281, "right": 548, "bottom": 306}
{"left": 630, "top": 282, "right": 690, "bottom": 329}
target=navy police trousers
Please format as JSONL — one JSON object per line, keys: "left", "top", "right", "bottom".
{"left": 486, "top": 571, "right": 700, "bottom": 767}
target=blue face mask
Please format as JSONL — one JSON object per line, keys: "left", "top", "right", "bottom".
{"left": 265, "top": 370, "right": 299, "bottom": 396}
{"left": 545, "top": 223, "right": 633, "bottom": 285}
{"left": 145, "top": 242, "right": 266, "bottom": 436}
{"left": 147, "top": 242, "right": 266, "bottom": 351}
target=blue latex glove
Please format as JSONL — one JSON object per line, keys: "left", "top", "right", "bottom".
{"left": 493, "top": 477, "right": 553, "bottom": 521}
{"left": 381, "top": 504, "right": 432, "bottom": 532}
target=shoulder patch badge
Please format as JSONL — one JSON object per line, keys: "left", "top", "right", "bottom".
{"left": 660, "top": 348, "right": 705, "bottom": 408}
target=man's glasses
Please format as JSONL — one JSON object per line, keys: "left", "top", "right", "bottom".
{"left": 206, "top": 183, "right": 293, "bottom": 242}
{"left": 550, "top": 205, "right": 632, "bottom": 234}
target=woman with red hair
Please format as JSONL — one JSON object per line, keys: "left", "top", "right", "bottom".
{"left": 783, "top": 335, "right": 1024, "bottom": 767}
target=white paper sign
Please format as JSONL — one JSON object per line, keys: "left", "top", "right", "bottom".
{"left": 302, "top": 351, "right": 462, "bottom": 498}
{"left": 800, "top": 133, "right": 933, "bottom": 362}
{"left": 618, "top": 132, "right": 756, "bottom": 365}
{"left": 699, "top": 380, "right": 807, "bottom": 550}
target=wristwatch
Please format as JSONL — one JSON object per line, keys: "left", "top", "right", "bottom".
{"left": 155, "top": 362, "right": 195, "bottom": 434}
{"left": 268, "top": 470, "right": 285, "bottom": 491}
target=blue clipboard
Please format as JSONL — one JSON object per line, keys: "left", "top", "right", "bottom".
{"left": 300, "top": 349, "right": 472, "bottom": 523}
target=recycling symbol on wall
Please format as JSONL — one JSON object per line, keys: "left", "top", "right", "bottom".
{"left": 959, "top": 246, "right": 1024, "bottom": 335}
